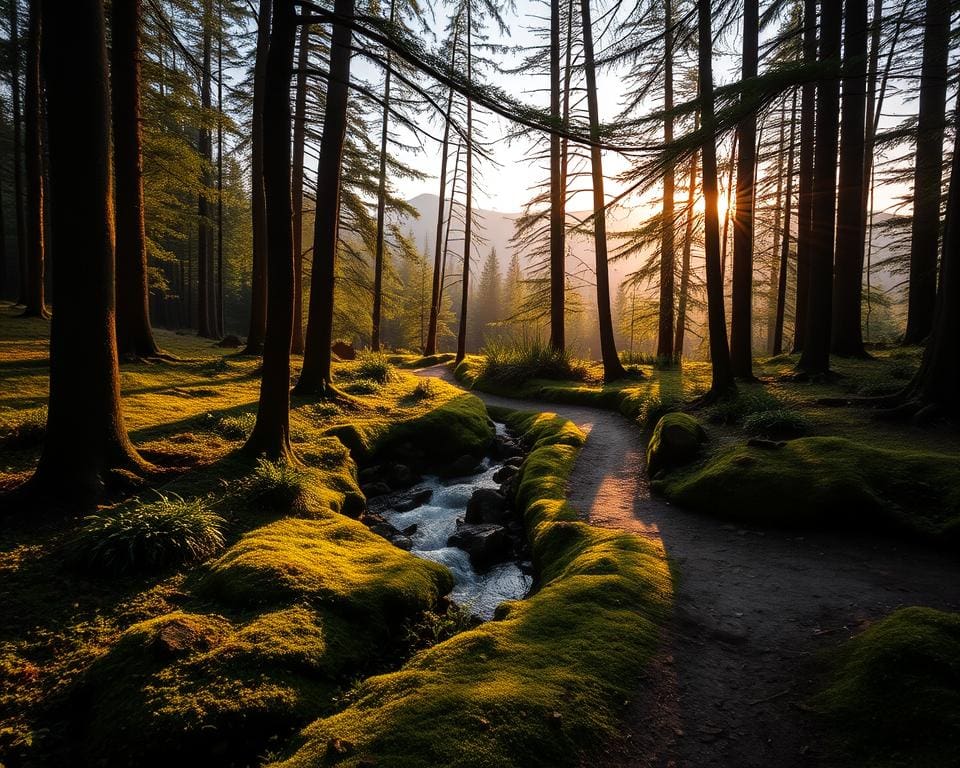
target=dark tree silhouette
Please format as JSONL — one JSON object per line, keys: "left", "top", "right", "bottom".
{"left": 697, "top": 0, "right": 733, "bottom": 397}
{"left": 581, "top": 0, "right": 625, "bottom": 380}
{"left": 831, "top": 0, "right": 868, "bottom": 357}
{"left": 9, "top": 0, "right": 26, "bottom": 306}
{"left": 245, "top": 0, "right": 297, "bottom": 460}
{"left": 196, "top": 0, "right": 218, "bottom": 339}
{"left": 21, "top": 0, "right": 47, "bottom": 319}
{"left": 792, "top": 0, "right": 816, "bottom": 353}
{"left": 674, "top": 146, "right": 698, "bottom": 359}
{"left": 112, "top": 0, "right": 163, "bottom": 359}
{"left": 28, "top": 0, "right": 148, "bottom": 506}
{"left": 798, "top": 0, "right": 842, "bottom": 377}
{"left": 903, "top": 0, "right": 950, "bottom": 345}
{"left": 297, "top": 0, "right": 354, "bottom": 393}
{"left": 455, "top": 1, "right": 474, "bottom": 365}
{"left": 548, "top": 0, "right": 565, "bottom": 353}
{"left": 291, "top": 21, "right": 310, "bottom": 355}
{"left": 244, "top": 0, "right": 272, "bottom": 355}
{"left": 730, "top": 0, "right": 758, "bottom": 379}
{"left": 773, "top": 90, "right": 798, "bottom": 356}
{"left": 657, "top": 0, "right": 675, "bottom": 361}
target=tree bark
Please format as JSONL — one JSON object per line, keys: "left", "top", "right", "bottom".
{"left": 903, "top": 0, "right": 950, "bottom": 345}
{"left": 112, "top": 0, "right": 162, "bottom": 358}
{"left": 21, "top": 0, "right": 46, "bottom": 319}
{"left": 798, "top": 0, "right": 842, "bottom": 376}
{"left": 245, "top": 0, "right": 296, "bottom": 460}
{"left": 28, "top": 0, "right": 147, "bottom": 507}
{"left": 216, "top": 0, "right": 225, "bottom": 338}
{"left": 196, "top": 0, "right": 217, "bottom": 339}
{"left": 831, "top": 0, "right": 868, "bottom": 356}
{"left": 455, "top": 2, "right": 473, "bottom": 364}
{"left": 773, "top": 89, "right": 798, "bottom": 356}
{"left": 9, "top": 0, "right": 26, "bottom": 306}
{"left": 657, "top": 0, "right": 675, "bottom": 360}
{"left": 548, "top": 0, "right": 565, "bottom": 352}
{"left": 766, "top": 112, "right": 786, "bottom": 354}
{"left": 291, "top": 21, "right": 310, "bottom": 355}
{"left": 697, "top": 0, "right": 733, "bottom": 396}
{"left": 244, "top": 0, "right": 272, "bottom": 354}
{"left": 581, "top": 0, "right": 625, "bottom": 379}
{"left": 792, "top": 0, "right": 816, "bottom": 352}
{"left": 371, "top": 0, "right": 397, "bottom": 352}
{"left": 674, "top": 146, "right": 698, "bottom": 359}
{"left": 296, "top": 0, "right": 354, "bottom": 393}
{"left": 730, "top": 0, "right": 758, "bottom": 378}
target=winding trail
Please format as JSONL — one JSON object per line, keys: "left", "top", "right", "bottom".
{"left": 419, "top": 364, "right": 960, "bottom": 768}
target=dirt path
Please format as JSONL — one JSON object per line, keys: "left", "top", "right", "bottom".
{"left": 419, "top": 365, "right": 960, "bottom": 768}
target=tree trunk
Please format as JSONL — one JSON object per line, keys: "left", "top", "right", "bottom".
{"left": 792, "top": 0, "right": 816, "bottom": 352}
{"left": 773, "top": 89, "right": 798, "bottom": 356}
{"left": 455, "top": 3, "right": 473, "bottom": 365}
{"left": 245, "top": 0, "right": 296, "bottom": 460}
{"left": 28, "top": 0, "right": 147, "bottom": 507}
{"left": 674, "top": 146, "right": 698, "bottom": 359}
{"left": 424, "top": 22, "right": 460, "bottom": 357}
{"left": 296, "top": 0, "right": 354, "bottom": 394}
{"left": 798, "top": 0, "right": 842, "bottom": 376}
{"left": 216, "top": 0, "right": 225, "bottom": 338}
{"left": 657, "top": 0, "right": 675, "bottom": 360}
{"left": 371, "top": 0, "right": 397, "bottom": 352}
{"left": 548, "top": 0, "right": 565, "bottom": 352}
{"left": 291, "top": 21, "right": 309, "bottom": 355}
{"left": 244, "top": 0, "right": 272, "bottom": 354}
{"left": 112, "top": 0, "right": 162, "bottom": 358}
{"left": 903, "top": 0, "right": 950, "bottom": 345}
{"left": 766, "top": 111, "right": 786, "bottom": 354}
{"left": 196, "top": 1, "right": 217, "bottom": 339}
{"left": 9, "top": 0, "right": 26, "bottom": 306}
{"left": 831, "top": 0, "right": 868, "bottom": 356}
{"left": 21, "top": 0, "right": 46, "bottom": 319}
{"left": 697, "top": 0, "right": 733, "bottom": 396}
{"left": 581, "top": 0, "right": 625, "bottom": 379}
{"left": 730, "top": 0, "right": 758, "bottom": 378}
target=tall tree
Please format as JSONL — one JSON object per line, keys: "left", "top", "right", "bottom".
{"left": 455, "top": 0, "right": 473, "bottom": 364}
{"left": 29, "top": 0, "right": 148, "bottom": 506}
{"left": 581, "top": 0, "right": 626, "bottom": 380}
{"left": 696, "top": 0, "right": 733, "bottom": 397}
{"left": 21, "top": 0, "right": 46, "bottom": 319}
{"left": 797, "top": 0, "right": 842, "bottom": 376}
{"left": 656, "top": 0, "right": 675, "bottom": 361}
{"left": 903, "top": 0, "right": 950, "bottom": 344}
{"left": 291, "top": 21, "right": 310, "bottom": 355}
{"left": 674, "top": 147, "right": 698, "bottom": 359}
{"left": 772, "top": 89, "right": 798, "bottom": 356}
{"left": 730, "top": 0, "right": 758, "bottom": 378}
{"left": 196, "top": 0, "right": 217, "bottom": 339}
{"left": 8, "top": 0, "right": 25, "bottom": 306}
{"left": 371, "top": 0, "right": 397, "bottom": 351}
{"left": 548, "top": 0, "right": 565, "bottom": 352}
{"left": 112, "top": 0, "right": 162, "bottom": 358}
{"left": 792, "top": 0, "right": 816, "bottom": 352}
{"left": 831, "top": 0, "right": 868, "bottom": 356}
{"left": 296, "top": 0, "right": 354, "bottom": 394}
{"left": 245, "top": 0, "right": 296, "bottom": 459}
{"left": 244, "top": 0, "right": 271, "bottom": 354}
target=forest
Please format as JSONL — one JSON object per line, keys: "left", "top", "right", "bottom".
{"left": 1, "top": 0, "right": 959, "bottom": 765}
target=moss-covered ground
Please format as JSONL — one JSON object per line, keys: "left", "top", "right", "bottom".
{"left": 268, "top": 409, "right": 672, "bottom": 768}
{"left": 0, "top": 305, "right": 487, "bottom": 766}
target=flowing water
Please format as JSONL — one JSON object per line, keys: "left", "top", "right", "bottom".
{"left": 384, "top": 426, "right": 532, "bottom": 620}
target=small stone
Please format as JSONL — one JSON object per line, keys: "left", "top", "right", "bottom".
{"left": 492, "top": 465, "right": 518, "bottom": 484}
{"left": 326, "top": 737, "right": 354, "bottom": 756}
{"left": 465, "top": 488, "right": 508, "bottom": 525}
{"left": 362, "top": 481, "right": 391, "bottom": 498}
{"left": 547, "top": 711, "right": 563, "bottom": 728}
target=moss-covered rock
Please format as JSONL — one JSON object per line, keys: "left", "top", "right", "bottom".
{"left": 268, "top": 409, "right": 672, "bottom": 768}
{"left": 654, "top": 437, "right": 960, "bottom": 542}
{"left": 814, "top": 607, "right": 960, "bottom": 768}
{"left": 646, "top": 412, "right": 707, "bottom": 477}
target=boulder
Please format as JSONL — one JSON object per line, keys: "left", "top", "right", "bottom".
{"left": 216, "top": 334, "right": 241, "bottom": 348}
{"left": 492, "top": 434, "right": 523, "bottom": 460}
{"left": 465, "top": 488, "right": 508, "bottom": 525}
{"left": 447, "top": 523, "right": 510, "bottom": 568}
{"left": 331, "top": 340, "right": 356, "bottom": 360}
{"left": 368, "top": 486, "right": 433, "bottom": 515}
{"left": 493, "top": 464, "right": 518, "bottom": 484}
{"left": 646, "top": 412, "right": 707, "bottom": 477}
{"left": 446, "top": 454, "right": 483, "bottom": 477}
{"left": 361, "top": 481, "right": 391, "bottom": 498}
{"left": 384, "top": 462, "right": 418, "bottom": 489}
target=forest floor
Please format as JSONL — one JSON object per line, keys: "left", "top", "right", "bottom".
{"left": 420, "top": 362, "right": 960, "bottom": 768}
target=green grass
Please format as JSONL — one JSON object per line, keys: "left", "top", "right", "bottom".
{"left": 268, "top": 409, "right": 672, "bottom": 768}
{"left": 654, "top": 437, "right": 960, "bottom": 544}
{"left": 813, "top": 607, "right": 960, "bottom": 768}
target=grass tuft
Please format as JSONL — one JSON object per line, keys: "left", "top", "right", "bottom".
{"left": 211, "top": 411, "right": 256, "bottom": 439}
{"left": 246, "top": 458, "right": 308, "bottom": 510}
{"left": 479, "top": 339, "right": 589, "bottom": 386}
{"left": 71, "top": 492, "right": 226, "bottom": 574}
{"left": 742, "top": 409, "right": 809, "bottom": 439}
{"left": 353, "top": 352, "right": 396, "bottom": 384}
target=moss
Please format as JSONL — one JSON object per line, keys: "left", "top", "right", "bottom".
{"left": 813, "top": 607, "right": 960, "bottom": 768}
{"left": 196, "top": 515, "right": 453, "bottom": 620}
{"left": 646, "top": 413, "right": 707, "bottom": 477}
{"left": 655, "top": 437, "right": 960, "bottom": 542}
{"left": 269, "top": 410, "right": 672, "bottom": 768}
